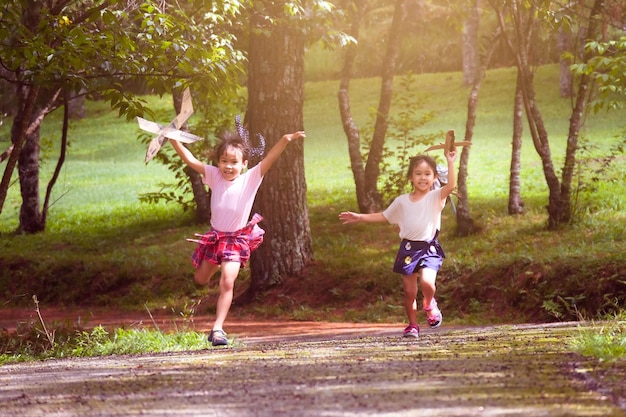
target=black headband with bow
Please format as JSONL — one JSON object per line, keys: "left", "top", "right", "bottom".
{"left": 235, "top": 115, "right": 265, "bottom": 162}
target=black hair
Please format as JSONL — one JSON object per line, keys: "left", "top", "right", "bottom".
{"left": 406, "top": 155, "right": 438, "bottom": 180}
{"left": 210, "top": 130, "right": 250, "bottom": 165}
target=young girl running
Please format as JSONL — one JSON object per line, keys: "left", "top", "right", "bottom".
{"left": 339, "top": 148, "right": 457, "bottom": 338}
{"left": 170, "top": 128, "right": 305, "bottom": 346}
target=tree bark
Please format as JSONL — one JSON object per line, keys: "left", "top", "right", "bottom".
{"left": 557, "top": 26, "right": 574, "bottom": 98}
{"left": 493, "top": 0, "right": 562, "bottom": 228}
{"left": 242, "top": 8, "right": 312, "bottom": 299}
{"left": 559, "top": 0, "right": 605, "bottom": 223}
{"left": 338, "top": 0, "right": 407, "bottom": 213}
{"left": 508, "top": 70, "right": 525, "bottom": 215}
{"left": 462, "top": 0, "right": 481, "bottom": 86}
{"left": 172, "top": 87, "right": 210, "bottom": 224}
{"left": 338, "top": 1, "right": 367, "bottom": 212}
{"left": 456, "top": 29, "right": 500, "bottom": 236}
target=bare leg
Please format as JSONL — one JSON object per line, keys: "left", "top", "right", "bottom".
{"left": 213, "top": 261, "right": 241, "bottom": 330}
{"left": 401, "top": 273, "right": 419, "bottom": 326}
{"left": 419, "top": 268, "right": 437, "bottom": 309}
{"left": 194, "top": 261, "right": 220, "bottom": 286}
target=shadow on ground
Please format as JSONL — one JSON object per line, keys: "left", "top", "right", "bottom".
{"left": 1, "top": 317, "right": 625, "bottom": 417}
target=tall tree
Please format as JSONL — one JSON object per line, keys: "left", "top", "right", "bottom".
{"left": 338, "top": 0, "right": 408, "bottom": 213}
{"left": 491, "top": 0, "right": 607, "bottom": 228}
{"left": 462, "top": 0, "right": 481, "bottom": 86}
{"left": 242, "top": 1, "right": 314, "bottom": 298}
{"left": 456, "top": 28, "right": 501, "bottom": 235}
{"left": 0, "top": 0, "right": 244, "bottom": 233}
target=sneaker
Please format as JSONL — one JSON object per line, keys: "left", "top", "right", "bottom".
{"left": 403, "top": 325, "right": 420, "bottom": 338}
{"left": 424, "top": 299, "right": 442, "bottom": 328}
{"left": 208, "top": 329, "right": 228, "bottom": 346}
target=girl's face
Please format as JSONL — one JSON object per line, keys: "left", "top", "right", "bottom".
{"left": 217, "top": 145, "right": 248, "bottom": 181}
{"left": 410, "top": 160, "right": 436, "bottom": 193}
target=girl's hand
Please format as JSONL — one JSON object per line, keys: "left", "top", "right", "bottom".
{"left": 338, "top": 211, "right": 359, "bottom": 224}
{"left": 284, "top": 131, "right": 306, "bottom": 142}
{"left": 445, "top": 149, "right": 457, "bottom": 163}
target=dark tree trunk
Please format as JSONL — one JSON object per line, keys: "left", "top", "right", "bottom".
{"left": 242, "top": 7, "right": 312, "bottom": 300}
{"left": 16, "top": 115, "right": 44, "bottom": 234}
{"left": 172, "top": 87, "right": 210, "bottom": 223}
{"left": 508, "top": 70, "right": 524, "bottom": 215}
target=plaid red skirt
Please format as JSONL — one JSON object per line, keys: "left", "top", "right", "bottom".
{"left": 190, "top": 213, "right": 264, "bottom": 268}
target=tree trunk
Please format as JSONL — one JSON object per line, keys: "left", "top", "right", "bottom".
{"left": 494, "top": 0, "right": 562, "bottom": 228}
{"left": 242, "top": 10, "right": 312, "bottom": 300}
{"left": 172, "top": 87, "right": 210, "bottom": 223}
{"left": 462, "top": 0, "right": 481, "bottom": 86}
{"left": 338, "top": 1, "right": 367, "bottom": 212}
{"left": 559, "top": 0, "right": 605, "bottom": 223}
{"left": 508, "top": 70, "right": 524, "bottom": 215}
{"left": 363, "top": 0, "right": 407, "bottom": 213}
{"left": 16, "top": 116, "right": 44, "bottom": 234}
{"left": 338, "top": 0, "right": 407, "bottom": 213}
{"left": 456, "top": 29, "right": 500, "bottom": 236}
{"left": 557, "top": 26, "right": 574, "bottom": 98}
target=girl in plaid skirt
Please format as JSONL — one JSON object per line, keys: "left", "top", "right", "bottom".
{"left": 170, "top": 127, "right": 305, "bottom": 346}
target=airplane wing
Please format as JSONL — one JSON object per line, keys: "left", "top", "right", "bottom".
{"left": 425, "top": 129, "right": 471, "bottom": 152}
{"left": 424, "top": 141, "right": 472, "bottom": 152}
{"left": 142, "top": 88, "right": 195, "bottom": 163}
{"left": 138, "top": 118, "right": 203, "bottom": 143}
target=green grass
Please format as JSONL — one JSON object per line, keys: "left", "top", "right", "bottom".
{"left": 571, "top": 313, "right": 626, "bottom": 362}
{"left": 0, "top": 64, "right": 625, "bottom": 326}
{"left": 0, "top": 324, "right": 213, "bottom": 365}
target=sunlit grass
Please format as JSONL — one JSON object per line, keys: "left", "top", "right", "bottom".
{"left": 570, "top": 313, "right": 626, "bottom": 362}
{"left": 0, "top": 64, "right": 625, "bottom": 324}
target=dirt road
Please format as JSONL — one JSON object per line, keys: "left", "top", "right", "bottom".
{"left": 1, "top": 317, "right": 625, "bottom": 417}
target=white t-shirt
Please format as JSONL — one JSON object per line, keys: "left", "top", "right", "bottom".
{"left": 202, "top": 164, "right": 263, "bottom": 232}
{"left": 383, "top": 188, "right": 445, "bottom": 241}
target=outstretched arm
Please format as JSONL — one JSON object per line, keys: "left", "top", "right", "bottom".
{"left": 440, "top": 149, "right": 457, "bottom": 202}
{"left": 339, "top": 211, "right": 388, "bottom": 224}
{"left": 259, "top": 131, "right": 306, "bottom": 176}
{"left": 169, "top": 139, "right": 204, "bottom": 175}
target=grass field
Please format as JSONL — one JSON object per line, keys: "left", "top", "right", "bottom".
{"left": 0, "top": 64, "right": 625, "bottom": 324}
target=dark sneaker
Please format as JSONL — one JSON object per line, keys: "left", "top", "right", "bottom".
{"left": 424, "top": 299, "right": 442, "bottom": 328}
{"left": 403, "top": 325, "right": 420, "bottom": 338}
{"left": 208, "top": 329, "right": 228, "bottom": 346}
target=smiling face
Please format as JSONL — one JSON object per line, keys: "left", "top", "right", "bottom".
{"left": 407, "top": 155, "right": 438, "bottom": 195}
{"left": 217, "top": 145, "right": 248, "bottom": 181}
{"left": 410, "top": 160, "right": 436, "bottom": 193}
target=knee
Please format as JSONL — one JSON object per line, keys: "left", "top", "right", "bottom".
{"left": 194, "top": 272, "right": 209, "bottom": 286}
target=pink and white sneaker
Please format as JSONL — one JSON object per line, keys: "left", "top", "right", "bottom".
{"left": 424, "top": 299, "right": 442, "bottom": 328}
{"left": 403, "top": 324, "right": 420, "bottom": 338}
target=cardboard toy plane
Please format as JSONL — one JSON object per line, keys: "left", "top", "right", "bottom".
{"left": 137, "top": 88, "right": 203, "bottom": 163}
{"left": 424, "top": 129, "right": 471, "bottom": 153}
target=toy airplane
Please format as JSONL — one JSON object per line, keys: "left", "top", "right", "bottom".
{"left": 137, "top": 88, "right": 203, "bottom": 163}
{"left": 424, "top": 129, "right": 471, "bottom": 153}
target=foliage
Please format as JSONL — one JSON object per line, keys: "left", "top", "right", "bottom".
{"left": 0, "top": 65, "right": 624, "bottom": 325}
{"left": 0, "top": 321, "right": 211, "bottom": 365}
{"left": 360, "top": 73, "right": 441, "bottom": 205}
{"left": 572, "top": 36, "right": 626, "bottom": 112}
{"left": 571, "top": 314, "right": 626, "bottom": 362}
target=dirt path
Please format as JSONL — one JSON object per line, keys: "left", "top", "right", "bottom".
{"left": 1, "top": 310, "right": 626, "bottom": 416}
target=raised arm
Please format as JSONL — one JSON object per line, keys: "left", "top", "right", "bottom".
{"left": 339, "top": 211, "right": 388, "bottom": 224}
{"left": 259, "top": 131, "right": 306, "bottom": 176}
{"left": 440, "top": 149, "right": 457, "bottom": 202}
{"left": 169, "top": 139, "right": 204, "bottom": 175}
